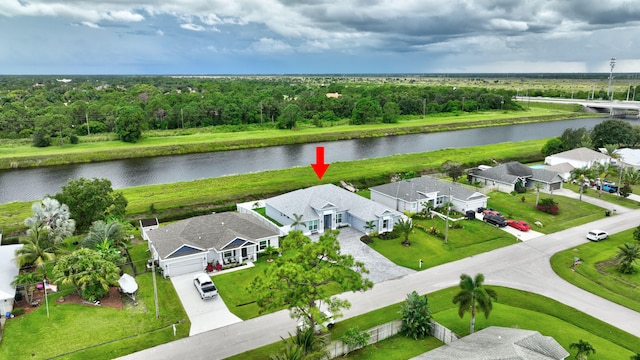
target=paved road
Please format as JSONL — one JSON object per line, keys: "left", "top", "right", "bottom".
{"left": 119, "top": 193, "right": 640, "bottom": 360}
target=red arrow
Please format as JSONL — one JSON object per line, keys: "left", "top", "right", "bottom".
{"left": 311, "top": 146, "right": 330, "bottom": 180}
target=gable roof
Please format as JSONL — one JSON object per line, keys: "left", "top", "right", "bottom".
{"left": 471, "top": 162, "right": 561, "bottom": 184}
{"left": 148, "top": 212, "right": 280, "bottom": 259}
{"left": 370, "top": 176, "right": 488, "bottom": 203}
{"left": 530, "top": 168, "right": 563, "bottom": 183}
{"left": 545, "top": 162, "right": 575, "bottom": 174}
{"left": 550, "top": 147, "right": 610, "bottom": 162}
{"left": 0, "top": 244, "right": 23, "bottom": 301}
{"left": 265, "top": 184, "right": 402, "bottom": 221}
{"left": 412, "top": 326, "right": 569, "bottom": 360}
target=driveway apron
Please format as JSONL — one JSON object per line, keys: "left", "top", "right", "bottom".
{"left": 170, "top": 273, "right": 242, "bottom": 336}
{"left": 310, "top": 227, "right": 415, "bottom": 283}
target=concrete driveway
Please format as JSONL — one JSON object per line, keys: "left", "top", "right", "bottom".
{"left": 170, "top": 273, "right": 242, "bottom": 336}
{"left": 311, "top": 227, "right": 415, "bottom": 283}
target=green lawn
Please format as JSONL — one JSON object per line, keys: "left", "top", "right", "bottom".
{"left": 0, "top": 243, "right": 189, "bottom": 360}
{"left": 228, "top": 286, "right": 640, "bottom": 360}
{"left": 483, "top": 190, "right": 607, "bottom": 234}
{"left": 550, "top": 228, "right": 640, "bottom": 313}
{"left": 369, "top": 216, "right": 515, "bottom": 270}
{"left": 563, "top": 183, "right": 640, "bottom": 209}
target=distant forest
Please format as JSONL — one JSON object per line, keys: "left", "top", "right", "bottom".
{"left": 0, "top": 74, "right": 621, "bottom": 144}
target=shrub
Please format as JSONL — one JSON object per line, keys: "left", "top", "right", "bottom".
{"left": 11, "top": 307, "right": 25, "bottom": 316}
{"left": 399, "top": 291, "right": 432, "bottom": 340}
{"left": 537, "top": 198, "right": 559, "bottom": 214}
{"left": 360, "top": 235, "right": 373, "bottom": 244}
{"left": 32, "top": 130, "right": 51, "bottom": 147}
{"left": 69, "top": 135, "right": 79, "bottom": 144}
{"left": 341, "top": 327, "right": 371, "bottom": 356}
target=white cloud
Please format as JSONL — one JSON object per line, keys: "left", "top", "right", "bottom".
{"left": 248, "top": 38, "right": 292, "bottom": 53}
{"left": 487, "top": 19, "right": 528, "bottom": 32}
{"left": 156, "top": 29, "right": 164, "bottom": 36}
{"left": 180, "top": 23, "right": 205, "bottom": 32}
{"left": 81, "top": 21, "right": 101, "bottom": 29}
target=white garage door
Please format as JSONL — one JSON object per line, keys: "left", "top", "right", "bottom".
{"left": 165, "top": 256, "right": 206, "bottom": 277}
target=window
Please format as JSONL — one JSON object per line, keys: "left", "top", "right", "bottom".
{"left": 336, "top": 213, "right": 343, "bottom": 224}
{"left": 382, "top": 219, "right": 389, "bottom": 229}
{"left": 259, "top": 240, "right": 267, "bottom": 250}
{"left": 309, "top": 220, "right": 318, "bottom": 231}
{"left": 436, "top": 196, "right": 444, "bottom": 205}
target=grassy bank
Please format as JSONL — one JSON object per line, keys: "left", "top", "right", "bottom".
{"left": 0, "top": 106, "right": 590, "bottom": 170}
{"left": 0, "top": 138, "right": 548, "bottom": 239}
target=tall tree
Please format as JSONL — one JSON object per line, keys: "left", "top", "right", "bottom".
{"left": 277, "top": 104, "right": 302, "bottom": 129}
{"left": 399, "top": 291, "right": 432, "bottom": 340}
{"left": 452, "top": 273, "right": 498, "bottom": 334}
{"left": 291, "top": 213, "right": 306, "bottom": 231}
{"left": 569, "top": 339, "right": 596, "bottom": 360}
{"left": 25, "top": 197, "right": 75, "bottom": 243}
{"left": 115, "top": 106, "right": 144, "bottom": 143}
{"left": 616, "top": 243, "right": 640, "bottom": 274}
{"left": 54, "top": 177, "right": 128, "bottom": 232}
{"left": 52, "top": 248, "right": 120, "bottom": 302}
{"left": 441, "top": 160, "right": 463, "bottom": 182}
{"left": 251, "top": 230, "right": 373, "bottom": 332}
{"left": 591, "top": 119, "right": 633, "bottom": 148}
{"left": 570, "top": 167, "right": 595, "bottom": 202}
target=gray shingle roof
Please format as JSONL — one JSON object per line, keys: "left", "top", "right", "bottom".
{"left": 412, "top": 326, "right": 569, "bottom": 360}
{"left": 148, "top": 212, "right": 280, "bottom": 259}
{"left": 471, "top": 162, "right": 561, "bottom": 184}
{"left": 265, "top": 184, "right": 401, "bottom": 221}
{"left": 530, "top": 168, "right": 563, "bottom": 183}
{"left": 369, "top": 176, "right": 488, "bottom": 203}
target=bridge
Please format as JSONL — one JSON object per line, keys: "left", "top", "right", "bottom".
{"left": 514, "top": 96, "right": 640, "bottom": 118}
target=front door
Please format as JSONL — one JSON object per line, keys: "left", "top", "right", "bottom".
{"left": 324, "top": 214, "right": 332, "bottom": 230}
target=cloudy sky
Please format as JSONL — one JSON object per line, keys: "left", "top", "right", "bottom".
{"left": 1, "top": 0, "right": 639, "bottom": 75}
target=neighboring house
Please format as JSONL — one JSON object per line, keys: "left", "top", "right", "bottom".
{"left": 544, "top": 147, "right": 612, "bottom": 169}
{"left": 468, "top": 162, "right": 563, "bottom": 193}
{"left": 369, "top": 176, "right": 489, "bottom": 214}
{"left": 615, "top": 148, "right": 640, "bottom": 170}
{"left": 325, "top": 92, "right": 342, "bottom": 98}
{"left": 1, "top": 244, "right": 23, "bottom": 317}
{"left": 140, "top": 218, "right": 159, "bottom": 241}
{"left": 544, "top": 162, "right": 575, "bottom": 182}
{"left": 412, "top": 326, "right": 569, "bottom": 360}
{"left": 264, "top": 184, "right": 403, "bottom": 235}
{"left": 147, "top": 212, "right": 280, "bottom": 278}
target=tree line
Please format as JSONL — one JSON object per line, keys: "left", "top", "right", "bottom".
{"left": 0, "top": 76, "right": 519, "bottom": 144}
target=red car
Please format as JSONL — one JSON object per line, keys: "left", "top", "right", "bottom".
{"left": 507, "top": 220, "right": 530, "bottom": 232}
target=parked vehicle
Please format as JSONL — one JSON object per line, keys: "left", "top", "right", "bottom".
{"left": 297, "top": 310, "right": 335, "bottom": 333}
{"left": 193, "top": 273, "right": 218, "bottom": 300}
{"left": 483, "top": 213, "right": 507, "bottom": 227}
{"left": 507, "top": 220, "right": 530, "bottom": 232}
{"left": 602, "top": 183, "right": 618, "bottom": 193}
{"left": 586, "top": 230, "right": 608, "bottom": 242}
{"left": 482, "top": 209, "right": 503, "bottom": 217}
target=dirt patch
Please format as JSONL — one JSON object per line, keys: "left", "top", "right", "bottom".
{"left": 595, "top": 258, "right": 619, "bottom": 274}
{"left": 14, "top": 287, "right": 123, "bottom": 317}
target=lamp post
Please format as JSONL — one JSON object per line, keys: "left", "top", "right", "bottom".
{"left": 444, "top": 187, "right": 451, "bottom": 244}
{"left": 607, "top": 57, "right": 616, "bottom": 100}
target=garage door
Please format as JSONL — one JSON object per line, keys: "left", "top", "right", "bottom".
{"left": 166, "top": 256, "right": 206, "bottom": 277}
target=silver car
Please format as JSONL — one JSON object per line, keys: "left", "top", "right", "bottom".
{"left": 193, "top": 273, "right": 218, "bottom": 300}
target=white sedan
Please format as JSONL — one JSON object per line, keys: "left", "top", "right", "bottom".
{"left": 586, "top": 230, "right": 608, "bottom": 242}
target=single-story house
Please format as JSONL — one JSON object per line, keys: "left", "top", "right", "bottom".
{"left": 615, "top": 148, "right": 640, "bottom": 170}
{"left": 411, "top": 326, "right": 569, "bottom": 360}
{"left": 1, "top": 244, "right": 23, "bottom": 317}
{"left": 467, "top": 162, "right": 563, "bottom": 193}
{"left": 147, "top": 212, "right": 280, "bottom": 278}
{"left": 545, "top": 147, "right": 612, "bottom": 169}
{"left": 369, "top": 176, "right": 489, "bottom": 214}
{"left": 544, "top": 162, "right": 575, "bottom": 182}
{"left": 140, "top": 218, "right": 159, "bottom": 241}
{"left": 264, "top": 184, "right": 404, "bottom": 235}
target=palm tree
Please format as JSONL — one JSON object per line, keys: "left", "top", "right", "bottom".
{"left": 569, "top": 339, "right": 596, "bottom": 360}
{"left": 14, "top": 226, "right": 58, "bottom": 271}
{"left": 592, "top": 162, "right": 611, "bottom": 198}
{"left": 82, "top": 219, "right": 128, "bottom": 249}
{"left": 534, "top": 181, "right": 543, "bottom": 207}
{"left": 616, "top": 242, "right": 640, "bottom": 274}
{"left": 24, "top": 197, "right": 75, "bottom": 244}
{"left": 364, "top": 220, "right": 376, "bottom": 235}
{"left": 271, "top": 326, "right": 329, "bottom": 360}
{"left": 452, "top": 273, "right": 498, "bottom": 334}
{"left": 396, "top": 217, "right": 413, "bottom": 246}
{"left": 570, "top": 167, "right": 595, "bottom": 202}
{"left": 291, "top": 213, "right": 306, "bottom": 231}
{"left": 11, "top": 271, "right": 44, "bottom": 304}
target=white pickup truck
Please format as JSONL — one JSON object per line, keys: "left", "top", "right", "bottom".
{"left": 193, "top": 273, "right": 218, "bottom": 300}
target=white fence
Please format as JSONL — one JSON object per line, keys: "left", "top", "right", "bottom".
{"left": 236, "top": 201, "right": 287, "bottom": 236}
{"left": 324, "top": 319, "right": 458, "bottom": 358}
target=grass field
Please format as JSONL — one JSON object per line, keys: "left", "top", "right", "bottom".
{"left": 550, "top": 227, "right": 640, "bottom": 313}
{"left": 229, "top": 286, "right": 640, "bottom": 359}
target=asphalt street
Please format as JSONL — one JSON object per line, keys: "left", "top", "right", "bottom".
{"left": 119, "top": 192, "right": 640, "bottom": 360}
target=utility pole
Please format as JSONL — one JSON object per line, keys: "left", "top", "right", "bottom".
{"left": 607, "top": 57, "right": 616, "bottom": 100}
{"left": 444, "top": 187, "right": 451, "bottom": 244}
{"left": 627, "top": 83, "right": 631, "bottom": 101}
{"left": 152, "top": 260, "right": 159, "bottom": 319}
{"left": 422, "top": 98, "right": 426, "bottom": 118}
{"left": 44, "top": 279, "right": 50, "bottom": 319}
{"left": 86, "top": 113, "right": 90, "bottom": 136}
{"left": 181, "top": 108, "right": 184, "bottom": 129}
